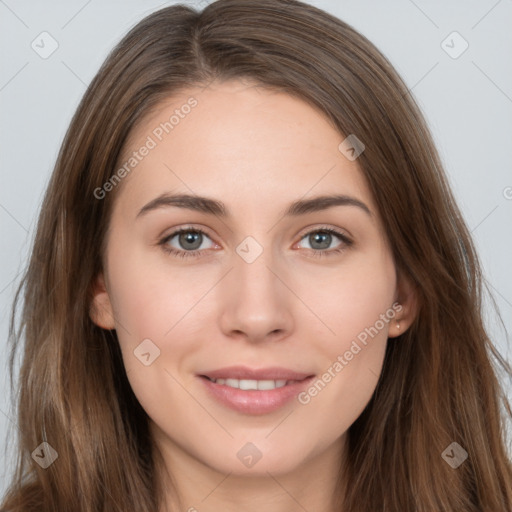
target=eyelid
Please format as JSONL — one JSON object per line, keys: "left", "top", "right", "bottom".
{"left": 159, "top": 222, "right": 214, "bottom": 237}
{"left": 295, "top": 223, "right": 352, "bottom": 241}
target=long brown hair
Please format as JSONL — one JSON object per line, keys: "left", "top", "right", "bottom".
{"left": 2, "top": 0, "right": 511, "bottom": 510}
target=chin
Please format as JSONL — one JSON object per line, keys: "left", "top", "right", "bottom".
{"left": 197, "top": 438, "right": 315, "bottom": 477}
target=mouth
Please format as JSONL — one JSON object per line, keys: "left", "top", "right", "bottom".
{"left": 200, "top": 376, "right": 306, "bottom": 390}
{"left": 197, "top": 366, "right": 315, "bottom": 415}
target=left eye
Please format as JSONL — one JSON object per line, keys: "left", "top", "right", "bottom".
{"left": 296, "top": 228, "right": 347, "bottom": 251}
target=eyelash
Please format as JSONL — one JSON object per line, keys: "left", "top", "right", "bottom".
{"left": 159, "top": 226, "right": 353, "bottom": 259}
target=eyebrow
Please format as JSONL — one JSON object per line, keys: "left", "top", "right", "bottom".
{"left": 136, "top": 192, "right": 372, "bottom": 219}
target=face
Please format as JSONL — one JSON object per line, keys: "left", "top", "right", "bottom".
{"left": 91, "top": 79, "right": 414, "bottom": 478}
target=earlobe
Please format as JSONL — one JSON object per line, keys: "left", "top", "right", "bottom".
{"left": 89, "top": 272, "right": 116, "bottom": 330}
{"left": 389, "top": 272, "right": 419, "bottom": 338}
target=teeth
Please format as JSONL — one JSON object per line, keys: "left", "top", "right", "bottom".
{"left": 209, "top": 378, "right": 289, "bottom": 390}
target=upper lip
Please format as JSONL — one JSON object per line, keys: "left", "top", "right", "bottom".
{"left": 199, "top": 366, "right": 314, "bottom": 381}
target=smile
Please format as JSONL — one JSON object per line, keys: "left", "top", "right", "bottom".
{"left": 198, "top": 367, "right": 315, "bottom": 414}
{"left": 204, "top": 377, "right": 296, "bottom": 390}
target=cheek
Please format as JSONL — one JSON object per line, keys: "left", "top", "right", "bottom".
{"left": 104, "top": 244, "right": 212, "bottom": 404}
{"left": 294, "top": 241, "right": 396, "bottom": 350}
{"left": 106, "top": 240, "right": 205, "bottom": 341}
{"left": 104, "top": 253, "right": 200, "bottom": 421}
{"left": 292, "top": 247, "right": 395, "bottom": 424}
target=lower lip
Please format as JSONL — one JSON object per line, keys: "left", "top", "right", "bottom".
{"left": 198, "top": 375, "right": 315, "bottom": 415}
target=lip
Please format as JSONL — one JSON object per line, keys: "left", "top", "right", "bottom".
{"left": 197, "top": 366, "right": 315, "bottom": 415}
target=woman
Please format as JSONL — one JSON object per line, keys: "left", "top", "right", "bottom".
{"left": 2, "top": 0, "right": 511, "bottom": 510}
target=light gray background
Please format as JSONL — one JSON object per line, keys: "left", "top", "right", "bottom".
{"left": 1, "top": 0, "right": 511, "bottom": 496}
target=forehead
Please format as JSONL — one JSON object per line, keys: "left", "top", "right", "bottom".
{"left": 113, "top": 79, "right": 376, "bottom": 220}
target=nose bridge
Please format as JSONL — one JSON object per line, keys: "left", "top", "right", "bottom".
{"left": 233, "top": 233, "right": 283, "bottom": 302}
{"left": 219, "top": 233, "right": 293, "bottom": 340}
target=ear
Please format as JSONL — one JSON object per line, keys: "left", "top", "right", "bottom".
{"left": 388, "top": 270, "right": 419, "bottom": 339}
{"left": 89, "top": 272, "right": 116, "bottom": 330}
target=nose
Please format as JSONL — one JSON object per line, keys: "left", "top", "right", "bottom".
{"left": 218, "top": 243, "right": 295, "bottom": 344}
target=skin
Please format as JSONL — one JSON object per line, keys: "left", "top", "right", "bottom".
{"left": 90, "top": 78, "right": 417, "bottom": 512}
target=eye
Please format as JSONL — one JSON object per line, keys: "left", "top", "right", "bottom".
{"left": 295, "top": 227, "right": 353, "bottom": 258}
{"left": 159, "top": 226, "right": 353, "bottom": 259}
{"left": 159, "top": 227, "right": 216, "bottom": 259}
